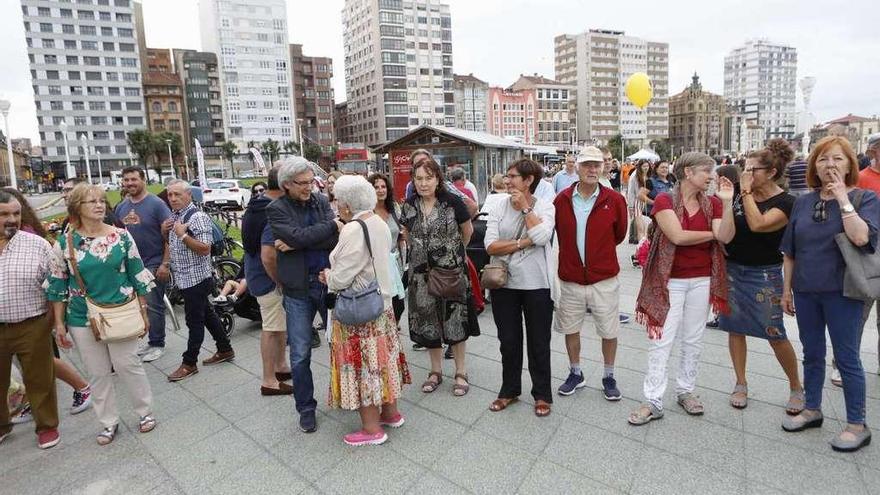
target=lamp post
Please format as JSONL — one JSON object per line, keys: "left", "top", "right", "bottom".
{"left": 96, "top": 151, "right": 103, "bottom": 185}
{"left": 60, "top": 120, "right": 74, "bottom": 179}
{"left": 0, "top": 99, "right": 16, "bottom": 189}
{"left": 297, "top": 119, "right": 304, "bottom": 156}
{"left": 79, "top": 134, "right": 92, "bottom": 183}
{"left": 127, "top": 148, "right": 134, "bottom": 168}
{"left": 165, "top": 139, "right": 175, "bottom": 179}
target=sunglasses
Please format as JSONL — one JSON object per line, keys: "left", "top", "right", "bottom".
{"left": 813, "top": 200, "right": 827, "bottom": 223}
{"left": 254, "top": 188, "right": 265, "bottom": 193}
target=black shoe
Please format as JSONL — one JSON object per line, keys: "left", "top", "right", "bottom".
{"left": 412, "top": 343, "right": 427, "bottom": 351}
{"left": 299, "top": 411, "right": 317, "bottom": 433}
{"left": 444, "top": 346, "right": 454, "bottom": 360}
{"left": 311, "top": 330, "right": 321, "bottom": 349}
{"left": 706, "top": 318, "right": 719, "bottom": 329}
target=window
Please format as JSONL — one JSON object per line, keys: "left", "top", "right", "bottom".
{"left": 81, "top": 41, "right": 97, "bottom": 50}
{"left": 73, "top": 116, "right": 86, "bottom": 126}
{"left": 101, "top": 27, "right": 112, "bottom": 36}
{"left": 117, "top": 28, "right": 132, "bottom": 38}
{"left": 103, "top": 42, "right": 114, "bottom": 51}
{"left": 50, "top": 101, "right": 64, "bottom": 111}
{"left": 120, "top": 58, "right": 137, "bottom": 67}
{"left": 122, "top": 72, "right": 139, "bottom": 82}
{"left": 39, "top": 23, "right": 53, "bottom": 33}
{"left": 119, "top": 43, "right": 135, "bottom": 52}
{"left": 60, "top": 9, "right": 73, "bottom": 18}
{"left": 126, "top": 102, "right": 141, "bottom": 111}
{"left": 168, "top": 102, "right": 178, "bottom": 112}
{"left": 91, "top": 116, "right": 107, "bottom": 125}
{"left": 62, "top": 24, "right": 75, "bottom": 34}
{"left": 86, "top": 86, "right": 103, "bottom": 96}
{"left": 128, "top": 116, "right": 143, "bottom": 125}
{"left": 77, "top": 11, "right": 93, "bottom": 20}
{"left": 46, "top": 70, "right": 60, "bottom": 80}
{"left": 108, "top": 87, "right": 120, "bottom": 96}
{"left": 88, "top": 101, "right": 105, "bottom": 111}
{"left": 80, "top": 25, "right": 96, "bottom": 35}
{"left": 124, "top": 87, "right": 140, "bottom": 96}
{"left": 44, "top": 54, "right": 57, "bottom": 64}
{"left": 64, "top": 40, "right": 76, "bottom": 49}
{"left": 99, "top": 11, "right": 111, "bottom": 21}
{"left": 109, "top": 101, "right": 121, "bottom": 110}
{"left": 104, "top": 56, "right": 116, "bottom": 66}
{"left": 85, "top": 71, "right": 101, "bottom": 81}
{"left": 83, "top": 56, "right": 99, "bottom": 66}
{"left": 105, "top": 72, "right": 118, "bottom": 81}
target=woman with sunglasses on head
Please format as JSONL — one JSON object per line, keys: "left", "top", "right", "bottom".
{"left": 780, "top": 136, "right": 877, "bottom": 452}
{"left": 717, "top": 139, "right": 803, "bottom": 413}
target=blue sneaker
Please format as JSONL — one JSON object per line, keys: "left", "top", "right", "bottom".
{"left": 299, "top": 411, "right": 317, "bottom": 433}
{"left": 618, "top": 314, "right": 631, "bottom": 325}
{"left": 602, "top": 376, "right": 621, "bottom": 401}
{"left": 558, "top": 372, "right": 586, "bottom": 396}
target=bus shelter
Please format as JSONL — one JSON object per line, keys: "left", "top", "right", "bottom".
{"left": 372, "top": 125, "right": 524, "bottom": 203}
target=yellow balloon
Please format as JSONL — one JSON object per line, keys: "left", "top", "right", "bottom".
{"left": 625, "top": 72, "right": 653, "bottom": 109}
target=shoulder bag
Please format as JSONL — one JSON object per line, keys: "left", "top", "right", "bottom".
{"left": 418, "top": 199, "right": 465, "bottom": 300}
{"left": 835, "top": 189, "right": 880, "bottom": 300}
{"left": 333, "top": 219, "right": 385, "bottom": 326}
{"left": 480, "top": 201, "right": 529, "bottom": 290}
{"left": 66, "top": 232, "right": 146, "bottom": 342}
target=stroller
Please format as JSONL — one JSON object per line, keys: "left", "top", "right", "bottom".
{"left": 211, "top": 291, "right": 262, "bottom": 338}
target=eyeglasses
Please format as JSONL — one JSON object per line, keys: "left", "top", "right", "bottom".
{"left": 253, "top": 188, "right": 265, "bottom": 193}
{"left": 504, "top": 173, "right": 522, "bottom": 180}
{"left": 749, "top": 167, "right": 772, "bottom": 172}
{"left": 813, "top": 200, "right": 827, "bottom": 223}
{"left": 82, "top": 199, "right": 106, "bottom": 207}
{"left": 290, "top": 178, "right": 315, "bottom": 187}
{"left": 62, "top": 187, "right": 74, "bottom": 193}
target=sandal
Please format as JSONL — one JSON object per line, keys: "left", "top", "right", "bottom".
{"left": 729, "top": 384, "right": 748, "bottom": 409}
{"left": 785, "top": 389, "right": 805, "bottom": 415}
{"left": 489, "top": 397, "right": 518, "bottom": 412}
{"left": 677, "top": 393, "right": 705, "bottom": 416}
{"left": 628, "top": 402, "right": 664, "bottom": 426}
{"left": 421, "top": 372, "right": 443, "bottom": 393}
{"left": 452, "top": 373, "right": 470, "bottom": 397}
{"left": 139, "top": 414, "right": 157, "bottom": 433}
{"left": 96, "top": 424, "right": 118, "bottom": 446}
{"left": 534, "top": 400, "right": 551, "bottom": 417}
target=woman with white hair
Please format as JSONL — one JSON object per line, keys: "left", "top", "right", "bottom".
{"left": 319, "top": 175, "right": 410, "bottom": 446}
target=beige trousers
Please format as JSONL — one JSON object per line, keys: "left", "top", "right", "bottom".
{"left": 69, "top": 326, "right": 153, "bottom": 428}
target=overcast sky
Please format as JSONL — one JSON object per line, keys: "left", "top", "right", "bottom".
{"left": 2, "top": 0, "right": 878, "bottom": 143}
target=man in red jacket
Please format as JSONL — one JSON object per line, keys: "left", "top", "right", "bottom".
{"left": 553, "top": 146, "right": 628, "bottom": 400}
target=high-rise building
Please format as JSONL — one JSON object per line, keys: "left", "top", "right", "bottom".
{"left": 172, "top": 49, "right": 227, "bottom": 161}
{"left": 290, "top": 44, "right": 336, "bottom": 150}
{"left": 21, "top": 0, "right": 148, "bottom": 175}
{"left": 334, "top": 101, "right": 354, "bottom": 144}
{"left": 554, "top": 29, "right": 669, "bottom": 146}
{"left": 724, "top": 39, "right": 798, "bottom": 141}
{"left": 200, "top": 0, "right": 297, "bottom": 149}
{"left": 509, "top": 74, "right": 574, "bottom": 147}
{"left": 453, "top": 73, "right": 488, "bottom": 132}
{"left": 669, "top": 73, "right": 728, "bottom": 156}
{"left": 342, "top": 0, "right": 454, "bottom": 146}
{"left": 142, "top": 48, "right": 187, "bottom": 171}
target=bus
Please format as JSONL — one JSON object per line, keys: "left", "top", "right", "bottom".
{"left": 335, "top": 143, "right": 371, "bottom": 175}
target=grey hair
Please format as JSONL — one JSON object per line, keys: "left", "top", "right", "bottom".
{"left": 672, "top": 152, "right": 715, "bottom": 181}
{"left": 449, "top": 167, "right": 466, "bottom": 182}
{"left": 277, "top": 156, "right": 315, "bottom": 187}
{"left": 333, "top": 175, "right": 377, "bottom": 215}
{"left": 166, "top": 179, "right": 192, "bottom": 192}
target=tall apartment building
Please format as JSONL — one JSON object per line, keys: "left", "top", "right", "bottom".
{"left": 142, "top": 49, "right": 187, "bottom": 166}
{"left": 172, "top": 49, "right": 227, "bottom": 160}
{"left": 21, "top": 0, "right": 147, "bottom": 175}
{"left": 509, "top": 74, "right": 574, "bottom": 147}
{"left": 555, "top": 29, "right": 669, "bottom": 146}
{"left": 669, "top": 73, "right": 728, "bottom": 156}
{"left": 334, "top": 101, "right": 355, "bottom": 144}
{"left": 453, "top": 73, "right": 488, "bottom": 132}
{"left": 342, "top": 0, "right": 454, "bottom": 146}
{"left": 200, "top": 0, "right": 297, "bottom": 149}
{"left": 487, "top": 87, "right": 535, "bottom": 144}
{"left": 290, "top": 44, "right": 336, "bottom": 150}
{"left": 724, "top": 39, "right": 798, "bottom": 141}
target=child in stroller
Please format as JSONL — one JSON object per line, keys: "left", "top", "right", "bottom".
{"left": 212, "top": 276, "right": 262, "bottom": 338}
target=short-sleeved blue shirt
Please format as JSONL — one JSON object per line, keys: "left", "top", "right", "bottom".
{"left": 115, "top": 194, "right": 171, "bottom": 269}
{"left": 780, "top": 189, "right": 879, "bottom": 293}
{"left": 243, "top": 224, "right": 276, "bottom": 297}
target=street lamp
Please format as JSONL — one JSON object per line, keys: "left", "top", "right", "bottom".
{"left": 0, "top": 99, "right": 16, "bottom": 189}
{"left": 96, "top": 151, "right": 103, "bottom": 185}
{"left": 165, "top": 139, "right": 175, "bottom": 179}
{"left": 79, "top": 134, "right": 92, "bottom": 183}
{"left": 60, "top": 120, "right": 74, "bottom": 179}
{"left": 127, "top": 148, "right": 134, "bottom": 168}
{"left": 297, "top": 119, "right": 305, "bottom": 156}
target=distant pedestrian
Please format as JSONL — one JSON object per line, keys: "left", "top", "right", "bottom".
{"left": 553, "top": 155, "right": 579, "bottom": 193}
{"left": 785, "top": 158, "right": 810, "bottom": 197}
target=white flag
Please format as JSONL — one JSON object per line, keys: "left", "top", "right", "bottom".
{"left": 194, "top": 139, "right": 208, "bottom": 188}
{"left": 249, "top": 147, "right": 266, "bottom": 175}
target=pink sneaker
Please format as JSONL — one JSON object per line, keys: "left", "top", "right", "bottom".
{"left": 379, "top": 413, "right": 406, "bottom": 428}
{"left": 37, "top": 429, "right": 60, "bottom": 450}
{"left": 343, "top": 430, "right": 388, "bottom": 446}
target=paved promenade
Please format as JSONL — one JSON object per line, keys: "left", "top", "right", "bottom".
{"left": 3, "top": 244, "right": 880, "bottom": 494}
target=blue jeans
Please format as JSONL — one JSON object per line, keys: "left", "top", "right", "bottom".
{"left": 282, "top": 278, "right": 327, "bottom": 414}
{"left": 145, "top": 266, "right": 167, "bottom": 348}
{"left": 794, "top": 291, "right": 866, "bottom": 424}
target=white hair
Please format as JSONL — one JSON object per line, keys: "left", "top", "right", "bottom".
{"left": 166, "top": 179, "right": 192, "bottom": 192}
{"left": 333, "top": 175, "right": 377, "bottom": 214}
{"left": 277, "top": 156, "right": 316, "bottom": 187}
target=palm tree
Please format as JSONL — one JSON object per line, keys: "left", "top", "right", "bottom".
{"left": 221, "top": 141, "right": 238, "bottom": 178}
{"left": 126, "top": 129, "right": 155, "bottom": 169}
{"left": 262, "top": 138, "right": 280, "bottom": 164}
{"left": 282, "top": 140, "right": 298, "bottom": 156}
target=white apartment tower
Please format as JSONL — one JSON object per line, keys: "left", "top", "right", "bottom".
{"left": 555, "top": 29, "right": 668, "bottom": 146}
{"left": 343, "top": 0, "right": 454, "bottom": 146}
{"left": 724, "top": 39, "right": 798, "bottom": 141}
{"left": 21, "top": 0, "right": 148, "bottom": 175}
{"left": 200, "top": 0, "right": 297, "bottom": 149}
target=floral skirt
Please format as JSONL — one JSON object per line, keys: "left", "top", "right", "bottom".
{"left": 328, "top": 307, "right": 411, "bottom": 410}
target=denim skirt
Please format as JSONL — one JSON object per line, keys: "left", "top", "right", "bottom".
{"left": 718, "top": 262, "right": 787, "bottom": 340}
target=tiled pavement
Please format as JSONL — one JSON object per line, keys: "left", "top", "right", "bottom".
{"left": 3, "top": 244, "right": 880, "bottom": 494}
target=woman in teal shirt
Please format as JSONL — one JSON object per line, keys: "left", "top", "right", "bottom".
{"left": 46, "top": 184, "right": 157, "bottom": 446}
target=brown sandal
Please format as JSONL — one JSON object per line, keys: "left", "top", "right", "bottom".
{"left": 421, "top": 371, "right": 443, "bottom": 393}
{"left": 452, "top": 373, "right": 469, "bottom": 397}
{"left": 534, "top": 400, "right": 551, "bottom": 417}
{"left": 490, "top": 397, "right": 518, "bottom": 412}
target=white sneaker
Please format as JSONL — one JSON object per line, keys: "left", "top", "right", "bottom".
{"left": 136, "top": 339, "right": 151, "bottom": 357}
{"left": 141, "top": 346, "right": 165, "bottom": 363}
{"left": 11, "top": 405, "right": 33, "bottom": 424}
{"left": 831, "top": 368, "right": 843, "bottom": 387}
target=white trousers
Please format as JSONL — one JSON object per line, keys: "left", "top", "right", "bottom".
{"left": 69, "top": 326, "right": 153, "bottom": 428}
{"left": 643, "top": 277, "right": 710, "bottom": 410}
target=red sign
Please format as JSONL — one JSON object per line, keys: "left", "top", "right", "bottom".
{"left": 390, "top": 150, "right": 412, "bottom": 202}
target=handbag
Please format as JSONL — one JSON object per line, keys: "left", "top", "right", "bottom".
{"left": 66, "top": 232, "right": 145, "bottom": 342}
{"left": 333, "top": 219, "right": 385, "bottom": 326}
{"left": 480, "top": 203, "right": 529, "bottom": 290}
{"left": 835, "top": 189, "right": 880, "bottom": 300}
{"left": 417, "top": 199, "right": 466, "bottom": 300}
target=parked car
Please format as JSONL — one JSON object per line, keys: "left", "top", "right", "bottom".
{"left": 203, "top": 179, "right": 251, "bottom": 210}
{"left": 99, "top": 182, "right": 120, "bottom": 191}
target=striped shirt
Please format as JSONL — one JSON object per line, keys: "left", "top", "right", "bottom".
{"left": 0, "top": 231, "right": 52, "bottom": 323}
{"left": 168, "top": 203, "right": 213, "bottom": 289}
{"left": 786, "top": 160, "right": 808, "bottom": 192}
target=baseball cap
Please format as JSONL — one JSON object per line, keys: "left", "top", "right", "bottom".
{"left": 576, "top": 146, "right": 604, "bottom": 164}
{"left": 867, "top": 133, "right": 880, "bottom": 149}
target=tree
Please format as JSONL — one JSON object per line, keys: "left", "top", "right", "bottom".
{"left": 607, "top": 134, "right": 640, "bottom": 162}
{"left": 649, "top": 138, "right": 672, "bottom": 161}
{"left": 282, "top": 140, "right": 299, "bottom": 156}
{"left": 262, "top": 138, "right": 280, "bottom": 164}
{"left": 126, "top": 129, "right": 155, "bottom": 169}
{"left": 153, "top": 132, "right": 183, "bottom": 178}
{"left": 304, "top": 142, "right": 323, "bottom": 163}
{"left": 221, "top": 141, "right": 238, "bottom": 178}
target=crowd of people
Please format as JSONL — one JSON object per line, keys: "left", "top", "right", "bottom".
{"left": 1, "top": 133, "right": 878, "bottom": 453}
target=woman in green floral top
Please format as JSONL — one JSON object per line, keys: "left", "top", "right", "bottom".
{"left": 45, "top": 184, "right": 158, "bottom": 446}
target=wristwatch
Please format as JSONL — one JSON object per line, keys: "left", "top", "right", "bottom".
{"left": 522, "top": 207, "right": 533, "bottom": 215}
{"left": 841, "top": 203, "right": 855, "bottom": 214}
